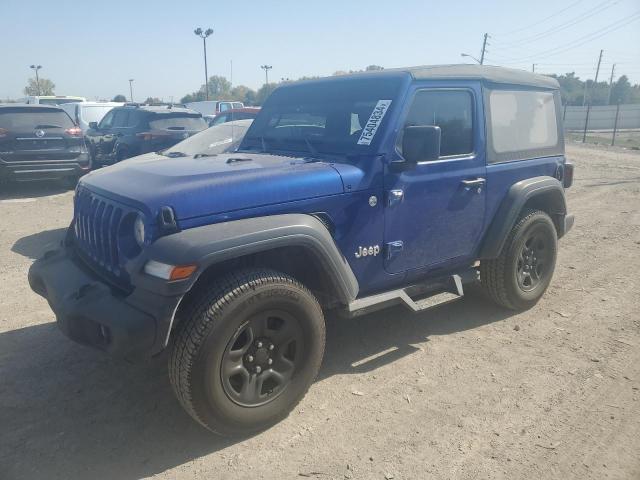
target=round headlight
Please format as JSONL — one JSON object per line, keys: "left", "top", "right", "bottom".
{"left": 133, "top": 215, "right": 145, "bottom": 247}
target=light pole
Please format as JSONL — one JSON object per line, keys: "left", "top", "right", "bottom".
{"left": 30, "top": 65, "right": 42, "bottom": 95}
{"left": 194, "top": 27, "right": 214, "bottom": 101}
{"left": 460, "top": 53, "right": 481, "bottom": 64}
{"left": 261, "top": 65, "right": 272, "bottom": 86}
{"left": 128, "top": 78, "right": 134, "bottom": 102}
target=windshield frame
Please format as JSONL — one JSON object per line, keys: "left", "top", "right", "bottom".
{"left": 238, "top": 75, "right": 405, "bottom": 158}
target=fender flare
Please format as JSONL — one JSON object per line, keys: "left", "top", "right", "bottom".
{"left": 140, "top": 213, "right": 359, "bottom": 305}
{"left": 478, "top": 176, "right": 568, "bottom": 259}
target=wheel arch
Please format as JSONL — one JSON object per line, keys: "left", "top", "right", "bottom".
{"left": 479, "top": 176, "right": 567, "bottom": 259}
{"left": 145, "top": 214, "right": 359, "bottom": 344}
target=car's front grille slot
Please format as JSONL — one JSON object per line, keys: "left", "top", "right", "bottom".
{"left": 74, "top": 186, "right": 129, "bottom": 284}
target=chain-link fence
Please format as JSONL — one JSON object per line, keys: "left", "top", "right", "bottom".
{"left": 563, "top": 104, "right": 640, "bottom": 149}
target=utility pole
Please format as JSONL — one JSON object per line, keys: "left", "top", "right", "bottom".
{"left": 583, "top": 49, "right": 603, "bottom": 106}
{"left": 261, "top": 65, "right": 273, "bottom": 85}
{"left": 194, "top": 27, "right": 214, "bottom": 101}
{"left": 607, "top": 63, "right": 616, "bottom": 105}
{"left": 532, "top": 64, "right": 536, "bottom": 73}
{"left": 480, "top": 33, "right": 488, "bottom": 65}
{"left": 583, "top": 50, "right": 603, "bottom": 142}
{"left": 128, "top": 79, "right": 134, "bottom": 102}
{"left": 30, "top": 65, "right": 42, "bottom": 96}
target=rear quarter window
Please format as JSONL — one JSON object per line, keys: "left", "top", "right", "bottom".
{"left": 488, "top": 89, "right": 560, "bottom": 162}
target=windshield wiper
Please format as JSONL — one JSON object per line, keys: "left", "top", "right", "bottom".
{"left": 194, "top": 153, "right": 217, "bottom": 158}
{"left": 161, "top": 151, "right": 187, "bottom": 158}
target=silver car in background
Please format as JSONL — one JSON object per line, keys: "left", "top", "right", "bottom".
{"left": 61, "top": 102, "right": 123, "bottom": 134}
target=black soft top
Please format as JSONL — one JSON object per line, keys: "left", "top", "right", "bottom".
{"left": 298, "top": 64, "right": 559, "bottom": 90}
{"left": 403, "top": 64, "right": 559, "bottom": 89}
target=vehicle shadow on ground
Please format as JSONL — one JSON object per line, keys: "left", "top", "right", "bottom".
{"left": 11, "top": 227, "right": 67, "bottom": 260}
{"left": 4, "top": 226, "right": 513, "bottom": 479}
{"left": 0, "top": 180, "right": 72, "bottom": 200}
{"left": 0, "top": 294, "right": 512, "bottom": 480}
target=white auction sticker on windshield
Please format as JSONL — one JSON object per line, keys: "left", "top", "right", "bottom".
{"left": 357, "top": 100, "right": 392, "bottom": 146}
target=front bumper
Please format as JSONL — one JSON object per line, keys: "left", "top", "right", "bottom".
{"left": 28, "top": 244, "right": 181, "bottom": 359}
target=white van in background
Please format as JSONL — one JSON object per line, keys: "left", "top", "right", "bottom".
{"left": 20, "top": 96, "right": 87, "bottom": 105}
{"left": 61, "top": 102, "right": 123, "bottom": 133}
{"left": 185, "top": 100, "right": 244, "bottom": 121}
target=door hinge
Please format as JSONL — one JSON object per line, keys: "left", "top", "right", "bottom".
{"left": 386, "top": 241, "right": 404, "bottom": 260}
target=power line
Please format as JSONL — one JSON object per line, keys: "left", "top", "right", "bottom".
{"left": 493, "top": 12, "right": 640, "bottom": 63}
{"left": 497, "top": 0, "right": 584, "bottom": 35}
{"left": 492, "top": 0, "right": 620, "bottom": 47}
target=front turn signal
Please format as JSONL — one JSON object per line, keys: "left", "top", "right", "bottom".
{"left": 144, "top": 260, "right": 197, "bottom": 281}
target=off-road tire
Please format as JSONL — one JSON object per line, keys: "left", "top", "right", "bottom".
{"left": 480, "top": 209, "right": 557, "bottom": 310}
{"left": 169, "top": 268, "right": 325, "bottom": 436}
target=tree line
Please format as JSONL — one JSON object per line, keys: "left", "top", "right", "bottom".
{"left": 179, "top": 65, "right": 385, "bottom": 105}
{"left": 550, "top": 73, "right": 638, "bottom": 106}
{"left": 17, "top": 66, "right": 640, "bottom": 106}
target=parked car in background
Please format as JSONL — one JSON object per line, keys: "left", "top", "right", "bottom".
{"left": 85, "top": 104, "right": 208, "bottom": 166}
{"left": 0, "top": 104, "right": 90, "bottom": 183}
{"left": 163, "top": 118, "right": 253, "bottom": 156}
{"left": 185, "top": 100, "right": 245, "bottom": 122}
{"left": 210, "top": 107, "right": 261, "bottom": 126}
{"left": 61, "top": 102, "right": 123, "bottom": 134}
{"left": 19, "top": 96, "right": 87, "bottom": 105}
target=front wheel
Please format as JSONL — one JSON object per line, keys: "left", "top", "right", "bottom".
{"left": 169, "top": 268, "right": 325, "bottom": 436}
{"left": 480, "top": 209, "right": 558, "bottom": 310}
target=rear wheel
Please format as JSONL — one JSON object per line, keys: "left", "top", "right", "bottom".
{"left": 169, "top": 268, "right": 325, "bottom": 436}
{"left": 480, "top": 210, "right": 557, "bottom": 310}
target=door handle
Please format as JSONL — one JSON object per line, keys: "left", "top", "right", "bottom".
{"left": 461, "top": 178, "right": 486, "bottom": 193}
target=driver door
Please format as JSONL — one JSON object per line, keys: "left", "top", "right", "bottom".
{"left": 383, "top": 86, "right": 487, "bottom": 274}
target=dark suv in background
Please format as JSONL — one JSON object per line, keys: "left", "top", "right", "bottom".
{"left": 0, "top": 104, "right": 90, "bottom": 184}
{"left": 85, "top": 104, "right": 208, "bottom": 166}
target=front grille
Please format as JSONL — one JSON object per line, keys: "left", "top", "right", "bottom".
{"left": 73, "top": 186, "right": 129, "bottom": 286}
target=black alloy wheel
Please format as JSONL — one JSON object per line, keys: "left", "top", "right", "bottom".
{"left": 516, "top": 226, "right": 552, "bottom": 292}
{"left": 221, "top": 311, "right": 303, "bottom": 407}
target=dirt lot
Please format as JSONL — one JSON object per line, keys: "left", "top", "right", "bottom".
{"left": 1, "top": 143, "right": 639, "bottom": 480}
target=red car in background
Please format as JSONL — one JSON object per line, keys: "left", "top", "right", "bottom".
{"left": 209, "top": 107, "right": 261, "bottom": 126}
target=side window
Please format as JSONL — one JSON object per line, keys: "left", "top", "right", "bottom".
{"left": 400, "top": 90, "right": 474, "bottom": 158}
{"left": 126, "top": 112, "right": 139, "bottom": 128}
{"left": 99, "top": 111, "right": 115, "bottom": 129}
{"left": 489, "top": 90, "right": 558, "bottom": 159}
{"left": 219, "top": 102, "right": 231, "bottom": 112}
{"left": 112, "top": 110, "right": 130, "bottom": 128}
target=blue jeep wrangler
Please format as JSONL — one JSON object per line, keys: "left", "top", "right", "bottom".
{"left": 29, "top": 65, "right": 574, "bottom": 435}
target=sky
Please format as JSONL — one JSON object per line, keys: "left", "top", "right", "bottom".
{"left": 1, "top": 0, "right": 639, "bottom": 101}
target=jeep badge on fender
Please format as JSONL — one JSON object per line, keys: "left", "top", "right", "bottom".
{"left": 355, "top": 245, "right": 381, "bottom": 258}
{"left": 29, "top": 65, "right": 573, "bottom": 436}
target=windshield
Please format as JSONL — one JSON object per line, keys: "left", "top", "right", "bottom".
{"left": 238, "top": 77, "right": 403, "bottom": 156}
{"left": 149, "top": 113, "right": 208, "bottom": 131}
{"left": 164, "top": 119, "right": 253, "bottom": 156}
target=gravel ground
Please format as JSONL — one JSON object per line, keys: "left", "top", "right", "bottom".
{"left": 1, "top": 143, "right": 639, "bottom": 480}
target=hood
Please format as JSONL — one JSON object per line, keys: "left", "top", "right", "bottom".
{"left": 81, "top": 152, "right": 347, "bottom": 220}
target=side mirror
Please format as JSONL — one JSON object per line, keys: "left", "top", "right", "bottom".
{"left": 89, "top": 121, "right": 98, "bottom": 130}
{"left": 401, "top": 125, "right": 441, "bottom": 164}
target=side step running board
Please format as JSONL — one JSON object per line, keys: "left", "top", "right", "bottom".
{"left": 346, "top": 272, "right": 473, "bottom": 318}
